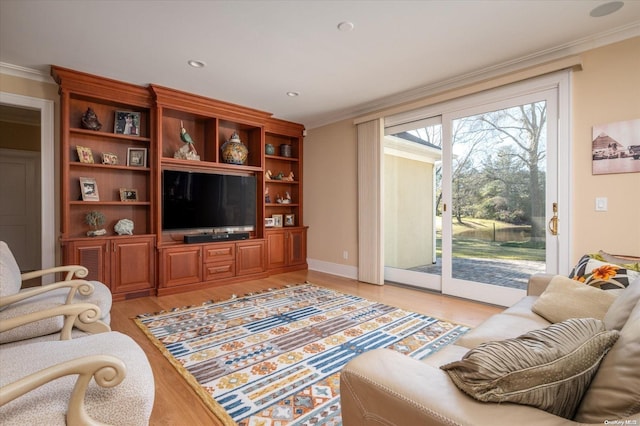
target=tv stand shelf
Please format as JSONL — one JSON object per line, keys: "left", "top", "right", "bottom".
{"left": 54, "top": 65, "right": 307, "bottom": 300}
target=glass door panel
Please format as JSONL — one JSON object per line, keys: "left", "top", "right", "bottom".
{"left": 383, "top": 120, "right": 442, "bottom": 291}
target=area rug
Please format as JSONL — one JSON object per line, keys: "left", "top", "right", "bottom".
{"left": 134, "top": 283, "right": 470, "bottom": 425}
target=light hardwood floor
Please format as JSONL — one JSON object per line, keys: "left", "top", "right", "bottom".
{"left": 110, "top": 270, "right": 503, "bottom": 426}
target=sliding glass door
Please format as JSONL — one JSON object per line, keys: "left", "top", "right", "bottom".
{"left": 383, "top": 73, "right": 569, "bottom": 306}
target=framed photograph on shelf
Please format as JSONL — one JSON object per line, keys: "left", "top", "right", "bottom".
{"left": 79, "top": 177, "right": 99, "bottom": 201}
{"left": 284, "top": 214, "right": 295, "bottom": 227}
{"left": 127, "top": 147, "right": 147, "bottom": 167}
{"left": 272, "top": 214, "right": 283, "bottom": 228}
{"left": 119, "top": 188, "right": 138, "bottom": 202}
{"left": 265, "top": 217, "right": 275, "bottom": 228}
{"left": 76, "top": 145, "right": 94, "bottom": 163}
{"left": 101, "top": 152, "right": 118, "bottom": 165}
{"left": 114, "top": 111, "right": 141, "bottom": 136}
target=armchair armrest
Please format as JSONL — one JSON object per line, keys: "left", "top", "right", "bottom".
{"left": 0, "top": 279, "right": 95, "bottom": 308}
{"left": 20, "top": 265, "right": 88, "bottom": 282}
{"left": 0, "top": 303, "right": 109, "bottom": 340}
{"left": 340, "top": 349, "right": 576, "bottom": 426}
{"left": 0, "top": 354, "right": 126, "bottom": 426}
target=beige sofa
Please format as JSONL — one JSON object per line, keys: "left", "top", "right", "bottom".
{"left": 340, "top": 274, "right": 640, "bottom": 425}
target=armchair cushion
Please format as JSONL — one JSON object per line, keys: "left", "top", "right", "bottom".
{"left": 0, "top": 331, "right": 154, "bottom": 425}
{"left": 0, "top": 241, "right": 22, "bottom": 299}
{"left": 440, "top": 318, "right": 619, "bottom": 419}
{"left": 0, "top": 281, "right": 112, "bottom": 344}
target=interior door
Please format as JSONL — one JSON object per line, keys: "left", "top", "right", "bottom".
{"left": 441, "top": 87, "right": 559, "bottom": 306}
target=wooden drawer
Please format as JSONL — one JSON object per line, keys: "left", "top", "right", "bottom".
{"left": 203, "top": 243, "right": 235, "bottom": 263}
{"left": 204, "top": 261, "right": 236, "bottom": 280}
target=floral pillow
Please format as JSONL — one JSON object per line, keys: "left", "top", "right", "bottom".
{"left": 569, "top": 254, "right": 640, "bottom": 290}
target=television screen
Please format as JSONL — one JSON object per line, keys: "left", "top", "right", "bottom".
{"left": 162, "top": 170, "right": 256, "bottom": 232}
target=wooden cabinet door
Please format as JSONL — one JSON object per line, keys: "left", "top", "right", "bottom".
{"left": 110, "top": 237, "right": 155, "bottom": 295}
{"left": 266, "top": 231, "right": 286, "bottom": 270}
{"left": 287, "top": 229, "right": 307, "bottom": 266}
{"left": 236, "top": 240, "right": 265, "bottom": 276}
{"left": 65, "top": 239, "right": 110, "bottom": 285}
{"left": 160, "top": 246, "right": 202, "bottom": 287}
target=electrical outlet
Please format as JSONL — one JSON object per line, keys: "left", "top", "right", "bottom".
{"left": 343, "top": 250, "right": 349, "bottom": 260}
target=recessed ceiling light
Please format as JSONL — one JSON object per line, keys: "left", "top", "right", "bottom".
{"left": 286, "top": 91, "right": 300, "bottom": 97}
{"left": 337, "top": 21, "right": 355, "bottom": 32}
{"left": 187, "top": 60, "right": 206, "bottom": 68}
{"left": 590, "top": 1, "right": 624, "bottom": 17}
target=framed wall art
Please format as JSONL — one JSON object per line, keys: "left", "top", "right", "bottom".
{"left": 114, "top": 111, "right": 141, "bottom": 136}
{"left": 127, "top": 147, "right": 147, "bottom": 167}
{"left": 79, "top": 177, "right": 99, "bottom": 201}
{"left": 592, "top": 118, "right": 640, "bottom": 175}
{"left": 284, "top": 214, "right": 295, "bottom": 226}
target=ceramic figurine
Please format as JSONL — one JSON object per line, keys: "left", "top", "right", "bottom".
{"left": 174, "top": 120, "right": 200, "bottom": 160}
{"left": 282, "top": 172, "right": 295, "bottom": 182}
{"left": 265, "top": 143, "right": 276, "bottom": 155}
{"left": 114, "top": 218, "right": 134, "bottom": 235}
{"left": 81, "top": 107, "right": 102, "bottom": 131}
{"left": 265, "top": 187, "right": 271, "bottom": 203}
{"left": 266, "top": 170, "right": 273, "bottom": 180}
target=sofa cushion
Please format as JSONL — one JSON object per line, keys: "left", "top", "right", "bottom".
{"left": 532, "top": 275, "right": 617, "bottom": 323}
{"left": 575, "top": 299, "right": 640, "bottom": 422}
{"left": 570, "top": 255, "right": 639, "bottom": 289}
{"left": 440, "top": 318, "right": 619, "bottom": 419}
{"left": 604, "top": 277, "right": 640, "bottom": 330}
{"left": 597, "top": 250, "right": 640, "bottom": 271}
{"left": 0, "top": 241, "right": 22, "bottom": 299}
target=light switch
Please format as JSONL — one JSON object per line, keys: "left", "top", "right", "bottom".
{"left": 595, "top": 197, "right": 608, "bottom": 211}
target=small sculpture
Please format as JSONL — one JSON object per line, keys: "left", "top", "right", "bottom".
{"left": 85, "top": 211, "right": 106, "bottom": 237}
{"left": 265, "top": 187, "right": 271, "bottom": 203}
{"left": 266, "top": 170, "right": 273, "bottom": 180}
{"left": 114, "top": 219, "right": 134, "bottom": 235}
{"left": 81, "top": 107, "right": 102, "bottom": 131}
{"left": 174, "top": 121, "right": 200, "bottom": 160}
{"left": 282, "top": 172, "right": 295, "bottom": 182}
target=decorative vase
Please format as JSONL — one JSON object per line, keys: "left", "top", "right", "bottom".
{"left": 221, "top": 132, "right": 248, "bottom": 165}
{"left": 265, "top": 143, "right": 275, "bottom": 155}
{"left": 279, "top": 144, "right": 292, "bottom": 157}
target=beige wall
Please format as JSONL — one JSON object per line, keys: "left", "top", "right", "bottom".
{"left": 571, "top": 37, "right": 640, "bottom": 259}
{"left": 305, "top": 37, "right": 640, "bottom": 272}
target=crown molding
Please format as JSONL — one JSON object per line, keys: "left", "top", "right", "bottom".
{"left": 308, "top": 22, "right": 640, "bottom": 129}
{"left": 0, "top": 62, "right": 54, "bottom": 84}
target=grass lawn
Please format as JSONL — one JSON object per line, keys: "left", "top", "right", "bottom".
{"left": 436, "top": 217, "right": 545, "bottom": 262}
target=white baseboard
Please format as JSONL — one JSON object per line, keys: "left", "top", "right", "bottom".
{"left": 307, "top": 258, "right": 358, "bottom": 280}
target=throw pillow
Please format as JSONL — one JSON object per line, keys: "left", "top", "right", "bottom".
{"left": 598, "top": 250, "right": 640, "bottom": 272}
{"left": 570, "top": 256, "right": 639, "bottom": 290}
{"left": 440, "top": 318, "right": 620, "bottom": 419}
{"left": 532, "top": 275, "right": 617, "bottom": 323}
{"left": 604, "top": 277, "right": 640, "bottom": 330}
{"left": 0, "top": 241, "right": 22, "bottom": 299}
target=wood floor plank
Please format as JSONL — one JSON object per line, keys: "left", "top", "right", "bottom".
{"left": 110, "top": 270, "right": 503, "bottom": 425}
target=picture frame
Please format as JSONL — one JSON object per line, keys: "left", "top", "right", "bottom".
{"left": 272, "top": 214, "right": 283, "bottom": 228}
{"left": 119, "top": 188, "right": 138, "bottom": 202}
{"left": 76, "top": 145, "right": 94, "bottom": 164}
{"left": 102, "top": 152, "right": 118, "bottom": 165}
{"left": 114, "top": 111, "right": 141, "bottom": 136}
{"left": 79, "top": 177, "right": 99, "bottom": 201}
{"left": 265, "top": 217, "right": 275, "bottom": 228}
{"left": 127, "top": 147, "right": 147, "bottom": 167}
{"left": 284, "top": 214, "right": 295, "bottom": 227}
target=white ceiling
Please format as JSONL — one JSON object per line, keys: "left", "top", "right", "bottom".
{"left": 1, "top": 1, "right": 639, "bottom": 129}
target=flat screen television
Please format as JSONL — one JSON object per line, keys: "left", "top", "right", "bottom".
{"left": 162, "top": 170, "right": 256, "bottom": 233}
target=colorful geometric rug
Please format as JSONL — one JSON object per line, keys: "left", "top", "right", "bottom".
{"left": 134, "top": 283, "right": 470, "bottom": 425}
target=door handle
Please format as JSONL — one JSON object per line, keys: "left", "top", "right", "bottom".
{"left": 548, "top": 202, "right": 558, "bottom": 236}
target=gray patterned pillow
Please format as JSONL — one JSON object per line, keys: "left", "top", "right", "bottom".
{"left": 440, "top": 318, "right": 620, "bottom": 419}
